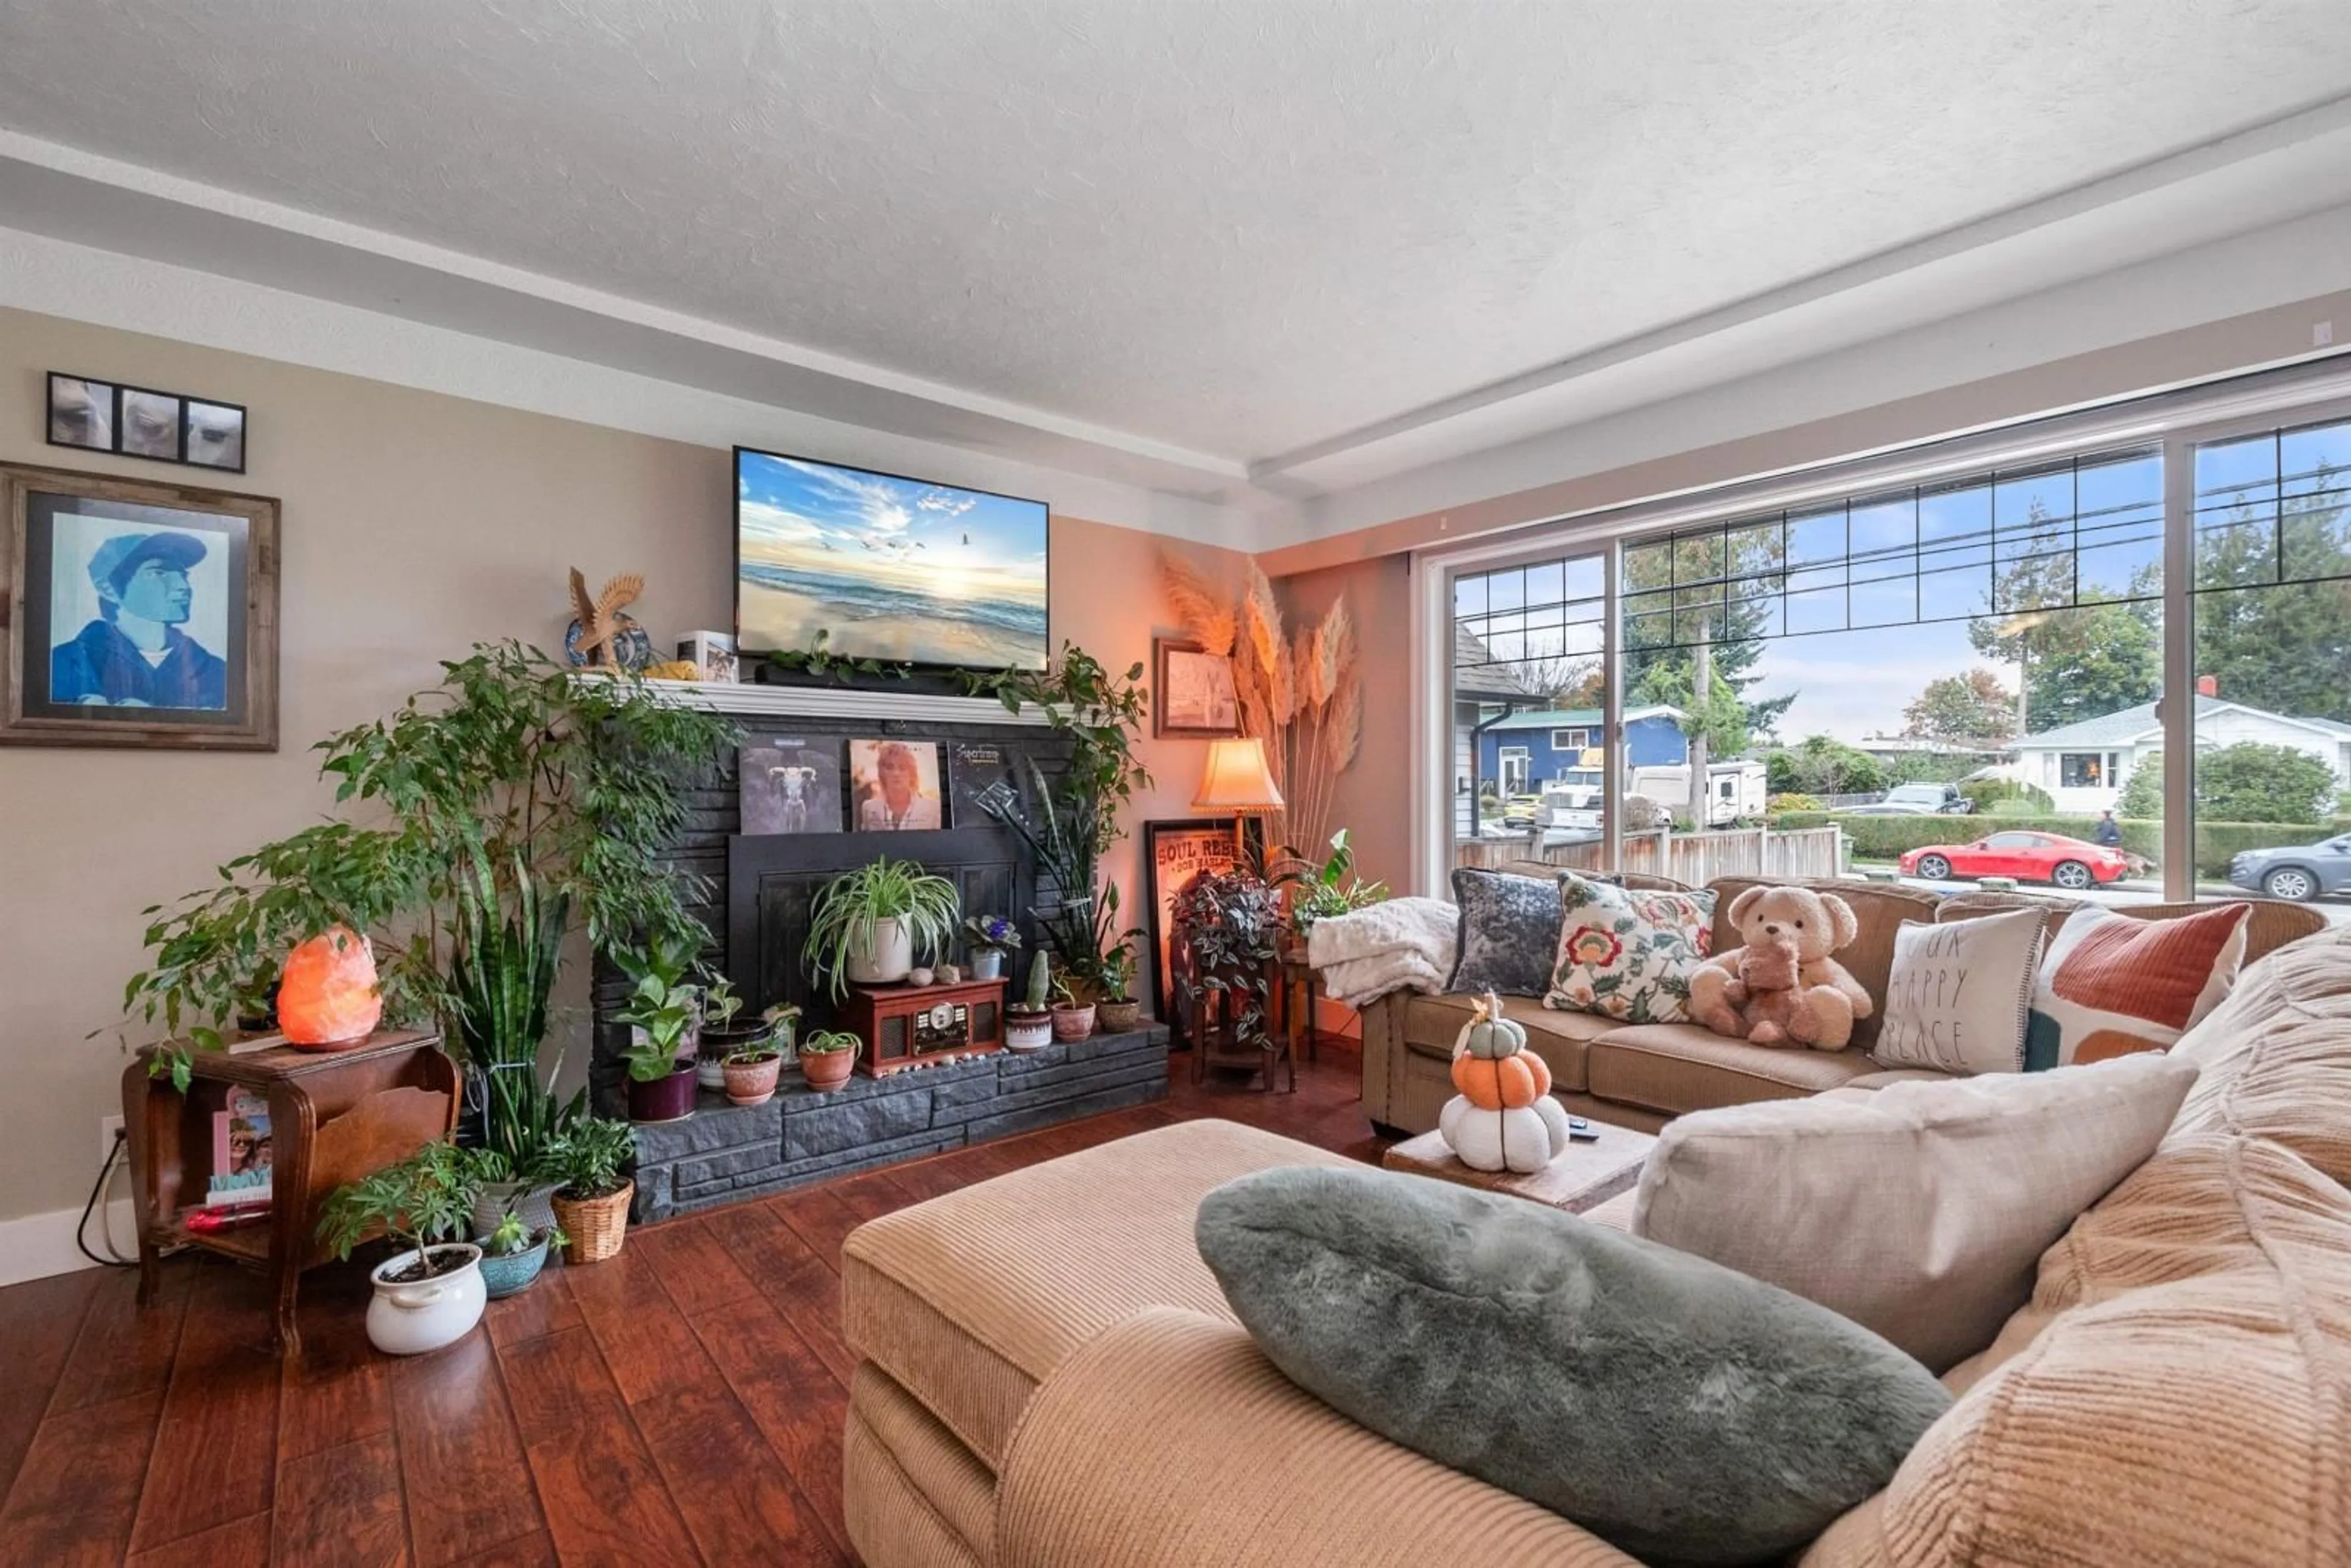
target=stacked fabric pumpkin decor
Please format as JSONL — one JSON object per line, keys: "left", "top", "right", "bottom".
{"left": 1439, "top": 992, "right": 1574, "bottom": 1174}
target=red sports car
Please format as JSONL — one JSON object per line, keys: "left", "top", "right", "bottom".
{"left": 1897, "top": 830, "right": 2131, "bottom": 891}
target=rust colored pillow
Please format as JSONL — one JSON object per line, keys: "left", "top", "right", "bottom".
{"left": 2025, "top": 904, "right": 2248, "bottom": 1070}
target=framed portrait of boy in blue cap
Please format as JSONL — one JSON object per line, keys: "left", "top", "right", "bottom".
{"left": 2, "top": 462, "right": 279, "bottom": 750}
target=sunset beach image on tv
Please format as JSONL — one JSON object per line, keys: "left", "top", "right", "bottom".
{"left": 737, "top": 448, "right": 1049, "bottom": 670}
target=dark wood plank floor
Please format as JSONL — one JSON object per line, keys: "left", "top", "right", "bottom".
{"left": 0, "top": 1043, "right": 1380, "bottom": 1567}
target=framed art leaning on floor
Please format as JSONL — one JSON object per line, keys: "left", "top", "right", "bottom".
{"left": 0, "top": 462, "right": 279, "bottom": 751}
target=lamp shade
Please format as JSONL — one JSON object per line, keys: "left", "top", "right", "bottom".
{"left": 1193, "top": 737, "right": 1284, "bottom": 812}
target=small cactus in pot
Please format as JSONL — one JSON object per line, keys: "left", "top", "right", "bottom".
{"left": 1006, "top": 951, "right": 1054, "bottom": 1051}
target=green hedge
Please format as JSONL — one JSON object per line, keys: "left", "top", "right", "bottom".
{"left": 1761, "top": 810, "right": 2344, "bottom": 880}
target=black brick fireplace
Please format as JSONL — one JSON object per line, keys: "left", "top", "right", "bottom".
{"left": 593, "top": 681, "right": 1171, "bottom": 1220}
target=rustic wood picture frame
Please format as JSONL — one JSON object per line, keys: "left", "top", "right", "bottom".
{"left": 1152, "top": 636, "right": 1242, "bottom": 738}
{"left": 1, "top": 461, "right": 280, "bottom": 751}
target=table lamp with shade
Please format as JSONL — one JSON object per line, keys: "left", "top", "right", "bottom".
{"left": 1193, "top": 736, "right": 1284, "bottom": 862}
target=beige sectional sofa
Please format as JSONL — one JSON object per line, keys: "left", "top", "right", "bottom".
{"left": 1362, "top": 871, "right": 2325, "bottom": 1135}
{"left": 836, "top": 887, "right": 2348, "bottom": 1566}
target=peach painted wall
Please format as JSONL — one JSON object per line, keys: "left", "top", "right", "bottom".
{"left": 1273, "top": 555, "right": 1414, "bottom": 896}
{"left": 1046, "top": 516, "right": 1252, "bottom": 1005}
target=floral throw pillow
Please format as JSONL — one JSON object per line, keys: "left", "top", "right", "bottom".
{"left": 1545, "top": 874, "right": 1717, "bottom": 1023}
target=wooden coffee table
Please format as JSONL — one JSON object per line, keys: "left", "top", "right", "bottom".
{"left": 1382, "top": 1120, "right": 1657, "bottom": 1215}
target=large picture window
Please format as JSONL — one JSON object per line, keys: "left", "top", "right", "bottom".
{"left": 1422, "top": 363, "right": 2351, "bottom": 925}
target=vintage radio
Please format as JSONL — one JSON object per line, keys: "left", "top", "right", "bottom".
{"left": 841, "top": 977, "right": 1010, "bottom": 1076}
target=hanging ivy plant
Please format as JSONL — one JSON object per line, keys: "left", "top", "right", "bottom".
{"left": 763, "top": 627, "right": 915, "bottom": 685}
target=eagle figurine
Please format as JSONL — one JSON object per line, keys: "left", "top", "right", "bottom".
{"left": 564, "top": 568, "right": 654, "bottom": 670}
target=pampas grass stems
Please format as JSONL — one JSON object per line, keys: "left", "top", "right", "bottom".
{"left": 1156, "top": 558, "right": 1362, "bottom": 861}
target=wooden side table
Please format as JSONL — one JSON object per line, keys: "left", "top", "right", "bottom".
{"left": 123, "top": 1028, "right": 456, "bottom": 1355}
{"left": 1382, "top": 1122, "right": 1657, "bottom": 1215}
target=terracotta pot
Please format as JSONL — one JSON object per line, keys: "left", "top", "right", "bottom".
{"left": 1005, "top": 1009, "right": 1053, "bottom": 1052}
{"left": 699, "top": 1019, "right": 774, "bottom": 1090}
{"left": 722, "top": 1052, "right": 784, "bottom": 1106}
{"left": 800, "top": 1045, "right": 860, "bottom": 1091}
{"left": 627, "top": 1062, "right": 699, "bottom": 1123}
{"left": 1097, "top": 997, "right": 1142, "bottom": 1033}
{"left": 1050, "top": 1002, "right": 1097, "bottom": 1041}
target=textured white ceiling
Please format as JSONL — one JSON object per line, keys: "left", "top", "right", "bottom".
{"left": 2, "top": 1, "right": 2350, "bottom": 481}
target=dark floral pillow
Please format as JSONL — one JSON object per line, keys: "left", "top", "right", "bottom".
{"left": 1445, "top": 868, "right": 1567, "bottom": 997}
{"left": 1545, "top": 873, "right": 1717, "bottom": 1022}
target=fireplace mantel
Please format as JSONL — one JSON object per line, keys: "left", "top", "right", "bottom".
{"left": 634, "top": 675, "right": 1050, "bottom": 727}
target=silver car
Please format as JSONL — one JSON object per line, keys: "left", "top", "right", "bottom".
{"left": 2229, "top": 835, "right": 2351, "bottom": 902}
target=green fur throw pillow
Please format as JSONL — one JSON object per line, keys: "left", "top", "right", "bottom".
{"left": 1197, "top": 1166, "right": 1951, "bottom": 1565}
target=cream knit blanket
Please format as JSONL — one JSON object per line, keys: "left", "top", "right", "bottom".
{"left": 1305, "top": 897, "right": 1458, "bottom": 1008}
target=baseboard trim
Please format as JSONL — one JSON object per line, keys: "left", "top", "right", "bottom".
{"left": 0, "top": 1196, "right": 138, "bottom": 1288}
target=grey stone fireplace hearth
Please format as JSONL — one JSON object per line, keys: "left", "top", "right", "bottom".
{"left": 591, "top": 678, "right": 1171, "bottom": 1219}
{"left": 630, "top": 1024, "right": 1170, "bottom": 1220}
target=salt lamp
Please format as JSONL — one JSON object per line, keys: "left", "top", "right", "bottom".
{"left": 278, "top": 926, "right": 384, "bottom": 1048}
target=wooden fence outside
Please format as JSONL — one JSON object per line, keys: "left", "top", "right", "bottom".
{"left": 1454, "top": 825, "right": 1846, "bottom": 885}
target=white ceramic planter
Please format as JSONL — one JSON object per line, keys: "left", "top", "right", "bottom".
{"left": 366, "top": 1244, "right": 487, "bottom": 1356}
{"left": 847, "top": 917, "right": 915, "bottom": 985}
{"left": 1005, "top": 1010, "right": 1054, "bottom": 1051}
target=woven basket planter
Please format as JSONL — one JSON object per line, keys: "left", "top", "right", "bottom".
{"left": 552, "top": 1180, "right": 633, "bottom": 1265}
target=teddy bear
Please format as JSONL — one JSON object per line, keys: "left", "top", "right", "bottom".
{"left": 1688, "top": 885, "right": 1873, "bottom": 1051}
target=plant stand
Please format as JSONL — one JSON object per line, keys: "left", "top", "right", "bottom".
{"left": 122, "top": 1029, "right": 456, "bottom": 1356}
{"left": 1186, "top": 965, "right": 1295, "bottom": 1093}
{"left": 1278, "top": 955, "right": 1321, "bottom": 1066}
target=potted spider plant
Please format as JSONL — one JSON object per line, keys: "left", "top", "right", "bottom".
{"left": 807, "top": 856, "right": 961, "bottom": 995}
{"left": 797, "top": 1028, "right": 863, "bottom": 1091}
{"left": 1006, "top": 951, "right": 1054, "bottom": 1051}
{"left": 616, "top": 943, "right": 702, "bottom": 1123}
{"left": 476, "top": 1207, "right": 564, "bottom": 1299}
{"left": 318, "top": 1141, "right": 487, "bottom": 1356}
{"left": 547, "top": 1115, "right": 635, "bottom": 1264}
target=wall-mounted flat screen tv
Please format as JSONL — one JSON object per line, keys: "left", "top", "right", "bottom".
{"left": 735, "top": 446, "right": 1050, "bottom": 672}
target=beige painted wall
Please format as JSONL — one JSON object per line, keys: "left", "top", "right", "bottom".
{"left": 0, "top": 306, "right": 1243, "bottom": 1225}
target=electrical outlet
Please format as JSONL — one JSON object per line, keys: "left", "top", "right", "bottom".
{"left": 99, "top": 1113, "right": 124, "bottom": 1164}
{"left": 2317, "top": 320, "right": 2336, "bottom": 348}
